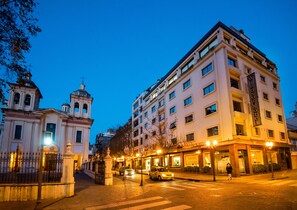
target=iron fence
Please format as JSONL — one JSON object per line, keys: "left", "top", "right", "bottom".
{"left": 0, "top": 151, "right": 63, "bottom": 184}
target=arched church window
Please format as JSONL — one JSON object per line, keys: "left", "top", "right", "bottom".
{"left": 24, "top": 94, "right": 31, "bottom": 106}
{"left": 83, "top": 104, "right": 88, "bottom": 113}
{"left": 74, "top": 102, "right": 79, "bottom": 112}
{"left": 14, "top": 93, "right": 20, "bottom": 104}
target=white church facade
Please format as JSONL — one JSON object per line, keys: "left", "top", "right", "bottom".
{"left": 0, "top": 73, "right": 94, "bottom": 169}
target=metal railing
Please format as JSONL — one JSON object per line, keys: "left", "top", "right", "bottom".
{"left": 0, "top": 151, "right": 63, "bottom": 184}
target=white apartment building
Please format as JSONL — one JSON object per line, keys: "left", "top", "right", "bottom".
{"left": 0, "top": 73, "right": 94, "bottom": 169}
{"left": 132, "top": 21, "right": 291, "bottom": 177}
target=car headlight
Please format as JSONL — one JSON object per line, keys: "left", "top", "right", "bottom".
{"left": 162, "top": 174, "right": 166, "bottom": 177}
{"left": 171, "top": 173, "right": 174, "bottom": 177}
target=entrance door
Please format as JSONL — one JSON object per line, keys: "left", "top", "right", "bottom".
{"left": 238, "top": 150, "right": 248, "bottom": 174}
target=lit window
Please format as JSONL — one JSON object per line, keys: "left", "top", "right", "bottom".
{"left": 168, "top": 74, "right": 177, "bottom": 85}
{"left": 203, "top": 83, "right": 215, "bottom": 95}
{"left": 199, "top": 37, "right": 218, "bottom": 58}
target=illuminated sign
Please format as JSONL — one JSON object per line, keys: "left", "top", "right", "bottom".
{"left": 247, "top": 72, "right": 262, "bottom": 126}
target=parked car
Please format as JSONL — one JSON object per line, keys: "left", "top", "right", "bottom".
{"left": 149, "top": 166, "right": 174, "bottom": 181}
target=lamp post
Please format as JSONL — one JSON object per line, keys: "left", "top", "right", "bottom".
{"left": 37, "top": 131, "right": 52, "bottom": 204}
{"left": 206, "top": 140, "right": 217, "bottom": 182}
{"left": 265, "top": 141, "right": 275, "bottom": 179}
{"left": 136, "top": 153, "right": 144, "bottom": 186}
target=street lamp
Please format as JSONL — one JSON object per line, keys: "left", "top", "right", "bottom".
{"left": 265, "top": 141, "right": 275, "bottom": 179}
{"left": 37, "top": 131, "right": 52, "bottom": 204}
{"left": 206, "top": 140, "right": 217, "bottom": 182}
{"left": 136, "top": 153, "right": 144, "bottom": 186}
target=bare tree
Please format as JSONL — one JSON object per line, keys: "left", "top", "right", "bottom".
{"left": 0, "top": 0, "right": 41, "bottom": 101}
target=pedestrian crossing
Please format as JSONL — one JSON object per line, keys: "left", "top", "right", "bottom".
{"left": 85, "top": 196, "right": 192, "bottom": 210}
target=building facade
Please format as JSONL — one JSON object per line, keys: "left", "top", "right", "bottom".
{"left": 132, "top": 22, "right": 291, "bottom": 177}
{"left": 0, "top": 73, "right": 94, "bottom": 169}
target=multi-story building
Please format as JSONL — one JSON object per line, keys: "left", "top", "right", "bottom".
{"left": 0, "top": 73, "right": 94, "bottom": 169}
{"left": 132, "top": 21, "right": 291, "bottom": 176}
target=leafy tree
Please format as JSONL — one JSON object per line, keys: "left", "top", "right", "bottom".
{"left": 0, "top": 0, "right": 41, "bottom": 101}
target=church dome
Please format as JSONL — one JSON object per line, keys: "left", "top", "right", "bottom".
{"left": 71, "top": 82, "right": 91, "bottom": 98}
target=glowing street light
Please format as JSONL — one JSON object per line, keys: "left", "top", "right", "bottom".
{"left": 265, "top": 141, "right": 275, "bottom": 179}
{"left": 206, "top": 140, "right": 217, "bottom": 182}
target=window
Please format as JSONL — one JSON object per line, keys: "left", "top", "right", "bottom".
{"left": 260, "top": 75, "right": 266, "bottom": 83}
{"left": 14, "top": 93, "right": 20, "bottom": 104}
{"left": 203, "top": 83, "right": 215, "bottom": 95}
{"left": 140, "top": 137, "right": 143, "bottom": 145}
{"left": 183, "top": 79, "right": 191, "bottom": 90}
{"left": 133, "top": 119, "right": 139, "bottom": 127}
{"left": 133, "top": 130, "right": 139, "bottom": 137}
{"left": 133, "top": 111, "right": 139, "bottom": 118}
{"left": 145, "top": 123, "right": 148, "bottom": 129}
{"left": 181, "top": 58, "right": 195, "bottom": 74}
{"left": 160, "top": 85, "right": 165, "bottom": 92}
{"left": 134, "top": 140, "right": 139, "bottom": 147}
{"left": 152, "top": 131, "right": 156, "bottom": 136}
{"left": 14, "top": 125, "right": 22, "bottom": 139}
{"left": 184, "top": 96, "right": 192, "bottom": 106}
{"left": 145, "top": 134, "right": 148, "bottom": 139}
{"left": 275, "top": 98, "right": 280, "bottom": 106}
{"left": 152, "top": 92, "right": 158, "bottom": 99}
{"left": 159, "top": 113, "right": 165, "bottom": 122}
{"left": 24, "top": 94, "right": 31, "bottom": 106}
{"left": 171, "top": 138, "right": 177, "bottom": 145}
{"left": 255, "top": 127, "right": 260, "bottom": 136}
{"left": 268, "top": 129, "right": 274, "bottom": 138}
{"left": 140, "top": 116, "right": 143, "bottom": 123}
{"left": 265, "top": 110, "right": 272, "bottom": 119}
{"left": 236, "top": 124, "right": 244, "bottom": 135}
{"left": 263, "top": 92, "right": 269, "bottom": 100}
{"left": 230, "top": 78, "right": 240, "bottom": 89}
{"left": 169, "top": 91, "right": 175, "bottom": 100}
{"left": 145, "top": 111, "right": 148, "bottom": 117}
{"left": 233, "top": 101, "right": 242, "bottom": 112}
{"left": 207, "top": 126, "right": 218, "bottom": 137}
{"left": 185, "top": 114, "right": 193, "bottom": 123}
{"left": 159, "top": 99, "right": 165, "bottom": 108}
{"left": 76, "top": 130, "right": 82, "bottom": 143}
{"left": 140, "top": 127, "right": 143, "bottom": 134}
{"left": 186, "top": 133, "right": 194, "bottom": 141}
{"left": 202, "top": 63, "right": 213, "bottom": 76}
{"left": 278, "top": 115, "right": 283, "bottom": 122}
{"left": 133, "top": 101, "right": 139, "bottom": 110}
{"left": 273, "top": 82, "right": 278, "bottom": 90}
{"left": 152, "top": 118, "right": 156, "bottom": 124}
{"left": 169, "top": 121, "right": 176, "bottom": 129}
{"left": 74, "top": 102, "right": 79, "bottom": 112}
{"left": 151, "top": 106, "right": 156, "bottom": 113}
{"left": 205, "top": 104, "right": 217, "bottom": 115}
{"left": 83, "top": 104, "right": 88, "bottom": 113}
{"left": 199, "top": 37, "right": 218, "bottom": 58}
{"left": 228, "top": 57, "right": 236, "bottom": 67}
{"left": 280, "top": 132, "right": 285, "bottom": 139}
{"left": 46, "top": 123, "right": 56, "bottom": 141}
{"left": 170, "top": 106, "right": 176, "bottom": 114}
{"left": 168, "top": 74, "right": 177, "bottom": 85}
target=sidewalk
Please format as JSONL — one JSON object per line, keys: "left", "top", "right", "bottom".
{"left": 173, "top": 169, "right": 297, "bottom": 182}
{"left": 0, "top": 169, "right": 296, "bottom": 210}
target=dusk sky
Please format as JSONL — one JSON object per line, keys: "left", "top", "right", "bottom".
{"left": 26, "top": 0, "right": 297, "bottom": 144}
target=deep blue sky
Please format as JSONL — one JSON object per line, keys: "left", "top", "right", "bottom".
{"left": 26, "top": 0, "right": 297, "bottom": 144}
